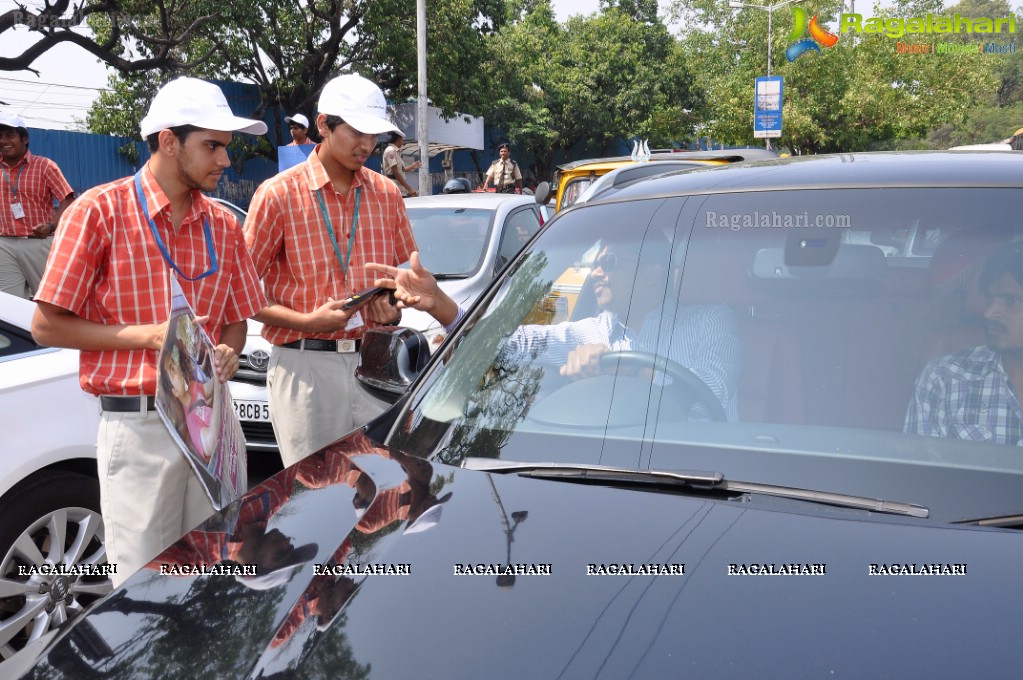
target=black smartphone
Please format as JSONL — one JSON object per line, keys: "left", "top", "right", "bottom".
{"left": 342, "top": 286, "right": 391, "bottom": 310}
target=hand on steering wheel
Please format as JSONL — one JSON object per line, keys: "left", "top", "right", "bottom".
{"left": 597, "top": 350, "right": 728, "bottom": 422}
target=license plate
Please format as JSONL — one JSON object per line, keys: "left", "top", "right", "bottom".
{"left": 234, "top": 399, "right": 270, "bottom": 422}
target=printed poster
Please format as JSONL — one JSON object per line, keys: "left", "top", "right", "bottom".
{"left": 156, "top": 277, "right": 247, "bottom": 510}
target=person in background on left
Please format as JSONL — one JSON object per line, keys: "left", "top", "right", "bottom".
{"left": 285, "top": 113, "right": 312, "bottom": 146}
{"left": 31, "top": 77, "right": 267, "bottom": 586}
{"left": 0, "top": 112, "right": 75, "bottom": 299}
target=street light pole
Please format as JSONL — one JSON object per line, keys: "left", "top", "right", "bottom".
{"left": 728, "top": 0, "right": 804, "bottom": 150}
{"left": 416, "top": 0, "right": 429, "bottom": 195}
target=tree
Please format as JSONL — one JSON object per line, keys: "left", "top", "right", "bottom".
{"left": 75, "top": 0, "right": 504, "bottom": 158}
{"left": 0, "top": 0, "right": 222, "bottom": 74}
{"left": 483, "top": 0, "right": 703, "bottom": 180}
{"left": 671, "top": 0, "right": 999, "bottom": 153}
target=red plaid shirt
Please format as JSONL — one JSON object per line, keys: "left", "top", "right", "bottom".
{"left": 34, "top": 166, "right": 266, "bottom": 396}
{"left": 245, "top": 147, "right": 417, "bottom": 346}
{"left": 0, "top": 151, "right": 73, "bottom": 236}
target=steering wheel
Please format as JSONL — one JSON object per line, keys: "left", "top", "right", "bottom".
{"left": 598, "top": 351, "right": 728, "bottom": 422}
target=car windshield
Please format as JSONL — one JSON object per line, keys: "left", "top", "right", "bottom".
{"left": 389, "top": 187, "right": 1023, "bottom": 521}
{"left": 406, "top": 207, "right": 494, "bottom": 276}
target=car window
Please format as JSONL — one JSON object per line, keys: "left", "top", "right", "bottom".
{"left": 407, "top": 207, "right": 494, "bottom": 276}
{"left": 0, "top": 321, "right": 38, "bottom": 359}
{"left": 392, "top": 183, "right": 1023, "bottom": 521}
{"left": 560, "top": 177, "right": 593, "bottom": 210}
{"left": 496, "top": 207, "right": 542, "bottom": 269}
{"left": 391, "top": 187, "right": 1023, "bottom": 516}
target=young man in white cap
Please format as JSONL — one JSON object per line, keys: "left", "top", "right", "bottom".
{"left": 245, "top": 73, "right": 417, "bottom": 467}
{"left": 285, "top": 113, "right": 311, "bottom": 146}
{"left": 0, "top": 112, "right": 75, "bottom": 298}
{"left": 31, "top": 77, "right": 268, "bottom": 586}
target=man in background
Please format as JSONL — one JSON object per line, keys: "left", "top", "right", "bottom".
{"left": 285, "top": 113, "right": 312, "bottom": 146}
{"left": 0, "top": 112, "right": 75, "bottom": 299}
{"left": 482, "top": 143, "right": 521, "bottom": 194}
{"left": 381, "top": 130, "right": 421, "bottom": 197}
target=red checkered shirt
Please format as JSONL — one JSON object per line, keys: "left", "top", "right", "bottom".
{"left": 34, "top": 166, "right": 266, "bottom": 396}
{"left": 245, "top": 147, "right": 417, "bottom": 346}
{"left": 0, "top": 151, "right": 73, "bottom": 236}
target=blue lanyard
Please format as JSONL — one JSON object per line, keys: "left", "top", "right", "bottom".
{"left": 2, "top": 163, "right": 26, "bottom": 199}
{"left": 315, "top": 185, "right": 360, "bottom": 277}
{"left": 134, "top": 171, "right": 219, "bottom": 281}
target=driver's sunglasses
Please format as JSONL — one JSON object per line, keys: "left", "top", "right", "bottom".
{"left": 594, "top": 252, "right": 621, "bottom": 273}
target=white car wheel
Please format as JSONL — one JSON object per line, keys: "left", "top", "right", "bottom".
{"left": 0, "top": 471, "right": 112, "bottom": 661}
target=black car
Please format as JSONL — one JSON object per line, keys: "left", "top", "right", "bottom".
{"left": 15, "top": 151, "right": 1023, "bottom": 678}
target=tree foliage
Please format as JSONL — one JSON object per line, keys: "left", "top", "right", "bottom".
{"left": 483, "top": 0, "right": 703, "bottom": 179}
{"left": 671, "top": 0, "right": 1003, "bottom": 153}
{"left": 78, "top": 0, "right": 503, "bottom": 156}
{"left": 0, "top": 0, "right": 220, "bottom": 74}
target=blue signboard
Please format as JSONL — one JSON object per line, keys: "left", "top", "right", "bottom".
{"left": 754, "top": 76, "right": 783, "bottom": 139}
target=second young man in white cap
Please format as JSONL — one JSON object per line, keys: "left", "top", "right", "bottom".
{"left": 245, "top": 73, "right": 417, "bottom": 467}
{"left": 285, "top": 113, "right": 311, "bottom": 146}
{"left": 32, "top": 77, "right": 268, "bottom": 586}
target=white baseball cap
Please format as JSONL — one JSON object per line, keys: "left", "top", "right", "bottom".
{"left": 285, "top": 113, "right": 309, "bottom": 129}
{"left": 317, "top": 74, "right": 400, "bottom": 136}
{"left": 0, "top": 112, "right": 27, "bottom": 130}
{"left": 140, "top": 77, "right": 268, "bottom": 139}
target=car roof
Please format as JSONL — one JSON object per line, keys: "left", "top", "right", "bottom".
{"left": 949, "top": 143, "right": 1013, "bottom": 150}
{"left": 585, "top": 150, "right": 1023, "bottom": 205}
{"left": 404, "top": 192, "right": 536, "bottom": 209}
{"left": 572, "top": 160, "right": 717, "bottom": 206}
{"left": 0, "top": 290, "right": 36, "bottom": 331}
{"left": 556, "top": 148, "right": 779, "bottom": 173}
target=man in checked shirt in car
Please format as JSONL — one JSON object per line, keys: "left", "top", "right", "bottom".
{"left": 907, "top": 243, "right": 1023, "bottom": 445}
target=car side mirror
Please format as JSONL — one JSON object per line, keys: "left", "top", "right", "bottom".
{"left": 533, "top": 181, "right": 551, "bottom": 206}
{"left": 356, "top": 326, "right": 431, "bottom": 402}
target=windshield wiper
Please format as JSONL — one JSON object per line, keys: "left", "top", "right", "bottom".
{"left": 464, "top": 458, "right": 724, "bottom": 487}
{"left": 463, "top": 458, "right": 929, "bottom": 519}
{"left": 433, "top": 273, "right": 470, "bottom": 280}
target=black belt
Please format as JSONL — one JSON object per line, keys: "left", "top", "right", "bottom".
{"left": 281, "top": 338, "right": 361, "bottom": 353}
{"left": 100, "top": 395, "right": 156, "bottom": 412}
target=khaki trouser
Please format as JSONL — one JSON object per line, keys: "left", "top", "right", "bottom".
{"left": 97, "top": 410, "right": 216, "bottom": 587}
{"left": 0, "top": 235, "right": 51, "bottom": 299}
{"left": 267, "top": 346, "right": 389, "bottom": 468}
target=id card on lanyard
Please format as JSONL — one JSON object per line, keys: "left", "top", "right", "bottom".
{"left": 3, "top": 164, "right": 26, "bottom": 220}
{"left": 134, "top": 171, "right": 219, "bottom": 282}
{"left": 315, "top": 185, "right": 363, "bottom": 330}
{"left": 315, "top": 185, "right": 360, "bottom": 277}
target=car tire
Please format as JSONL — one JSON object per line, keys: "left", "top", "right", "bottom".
{"left": 0, "top": 471, "right": 112, "bottom": 662}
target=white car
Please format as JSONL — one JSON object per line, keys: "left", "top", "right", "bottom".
{"left": 230, "top": 191, "right": 547, "bottom": 454}
{"left": 0, "top": 292, "right": 111, "bottom": 662}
